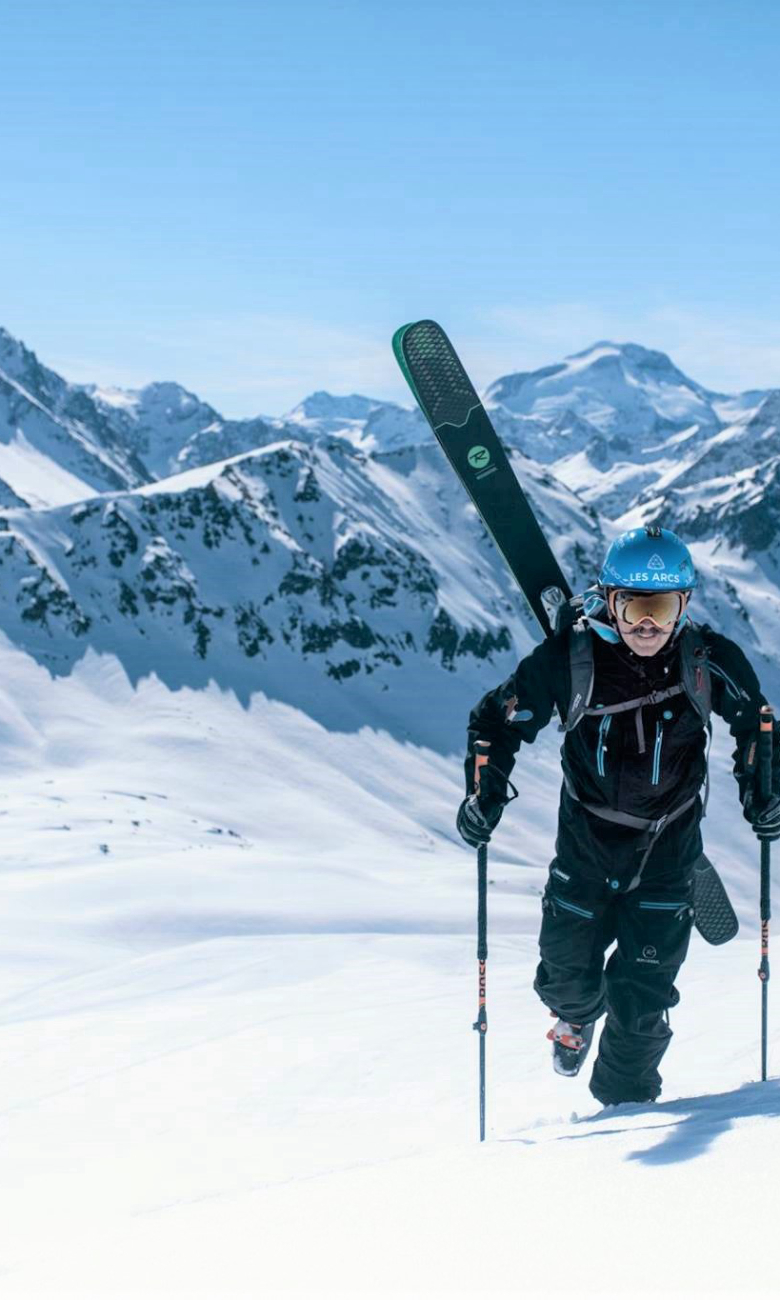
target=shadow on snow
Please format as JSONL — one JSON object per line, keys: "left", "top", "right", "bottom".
{"left": 567, "top": 1079, "right": 780, "bottom": 1165}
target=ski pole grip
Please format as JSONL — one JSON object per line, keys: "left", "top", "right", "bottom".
{"left": 477, "top": 843, "right": 488, "bottom": 962}
{"left": 474, "top": 740, "right": 490, "bottom": 792}
{"left": 760, "top": 705, "right": 774, "bottom": 802}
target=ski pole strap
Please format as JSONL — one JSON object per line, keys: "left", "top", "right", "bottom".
{"left": 473, "top": 759, "right": 519, "bottom": 807}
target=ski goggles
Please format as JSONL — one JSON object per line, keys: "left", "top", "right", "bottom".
{"left": 608, "top": 589, "right": 685, "bottom": 628}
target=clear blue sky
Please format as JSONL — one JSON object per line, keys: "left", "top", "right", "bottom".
{"left": 2, "top": 0, "right": 780, "bottom": 414}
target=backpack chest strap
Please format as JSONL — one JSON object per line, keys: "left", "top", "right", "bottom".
{"left": 584, "top": 684, "right": 685, "bottom": 755}
{"left": 583, "top": 684, "right": 684, "bottom": 718}
{"left": 563, "top": 776, "right": 700, "bottom": 890}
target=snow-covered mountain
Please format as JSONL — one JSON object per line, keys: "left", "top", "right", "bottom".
{"left": 0, "top": 435, "right": 602, "bottom": 746}
{"left": 486, "top": 340, "right": 723, "bottom": 439}
{"left": 285, "top": 390, "right": 428, "bottom": 451}
{"left": 88, "top": 385, "right": 426, "bottom": 475}
{"left": 5, "top": 323, "right": 773, "bottom": 526}
{"left": 88, "top": 380, "right": 303, "bottom": 479}
{"left": 603, "top": 390, "right": 780, "bottom": 599}
{"left": 3, "top": 321, "right": 780, "bottom": 744}
{"left": 0, "top": 329, "right": 152, "bottom": 507}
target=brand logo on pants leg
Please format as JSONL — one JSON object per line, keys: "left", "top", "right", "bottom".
{"left": 638, "top": 945, "right": 659, "bottom": 964}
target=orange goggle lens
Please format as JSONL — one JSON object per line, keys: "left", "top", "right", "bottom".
{"left": 611, "top": 590, "right": 684, "bottom": 627}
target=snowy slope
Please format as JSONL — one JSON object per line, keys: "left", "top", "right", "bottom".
{"left": 0, "top": 641, "right": 776, "bottom": 1299}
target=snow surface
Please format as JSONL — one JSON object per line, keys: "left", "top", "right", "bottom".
{"left": 0, "top": 638, "right": 777, "bottom": 1299}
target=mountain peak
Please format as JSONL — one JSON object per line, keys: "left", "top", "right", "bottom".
{"left": 566, "top": 340, "right": 679, "bottom": 371}
{"left": 0, "top": 326, "right": 40, "bottom": 377}
{"left": 485, "top": 339, "right": 718, "bottom": 441}
{"left": 287, "top": 392, "right": 383, "bottom": 423}
{"left": 138, "top": 380, "right": 200, "bottom": 400}
{"left": 133, "top": 381, "right": 213, "bottom": 418}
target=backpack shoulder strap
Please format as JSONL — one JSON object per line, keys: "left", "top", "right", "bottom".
{"left": 565, "top": 621, "right": 595, "bottom": 732}
{"left": 680, "top": 620, "right": 713, "bottom": 815}
{"left": 679, "top": 621, "right": 712, "bottom": 726}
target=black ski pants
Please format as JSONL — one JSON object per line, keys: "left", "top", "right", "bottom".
{"left": 534, "top": 856, "right": 695, "bottom": 1105}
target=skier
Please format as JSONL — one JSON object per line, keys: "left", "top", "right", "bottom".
{"left": 457, "top": 526, "right": 780, "bottom": 1105}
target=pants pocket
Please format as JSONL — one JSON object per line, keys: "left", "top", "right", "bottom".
{"left": 549, "top": 894, "right": 596, "bottom": 921}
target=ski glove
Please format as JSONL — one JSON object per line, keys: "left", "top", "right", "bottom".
{"left": 743, "top": 790, "right": 780, "bottom": 842}
{"left": 456, "top": 764, "right": 517, "bottom": 848}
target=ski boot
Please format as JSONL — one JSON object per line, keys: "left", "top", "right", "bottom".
{"left": 547, "top": 1014, "right": 595, "bottom": 1077}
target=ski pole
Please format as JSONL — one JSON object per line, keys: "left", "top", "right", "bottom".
{"left": 759, "top": 704, "right": 774, "bottom": 1081}
{"left": 472, "top": 842, "right": 488, "bottom": 1141}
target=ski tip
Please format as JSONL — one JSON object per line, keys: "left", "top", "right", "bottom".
{"left": 392, "top": 319, "right": 449, "bottom": 391}
{"left": 391, "top": 319, "right": 444, "bottom": 354}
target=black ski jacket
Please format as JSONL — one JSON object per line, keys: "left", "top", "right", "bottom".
{"left": 466, "top": 624, "right": 778, "bottom": 880}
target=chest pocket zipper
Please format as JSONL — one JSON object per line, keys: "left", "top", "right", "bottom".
{"left": 651, "top": 721, "right": 664, "bottom": 786}
{"left": 596, "top": 715, "right": 612, "bottom": 778}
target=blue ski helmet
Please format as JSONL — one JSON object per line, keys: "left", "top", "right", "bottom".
{"left": 599, "top": 526, "right": 697, "bottom": 592}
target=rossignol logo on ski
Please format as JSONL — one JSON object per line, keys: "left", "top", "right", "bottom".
{"left": 467, "top": 445, "right": 491, "bottom": 471}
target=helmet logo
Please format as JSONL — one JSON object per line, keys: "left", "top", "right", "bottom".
{"left": 627, "top": 570, "right": 681, "bottom": 584}
{"left": 598, "top": 527, "right": 697, "bottom": 592}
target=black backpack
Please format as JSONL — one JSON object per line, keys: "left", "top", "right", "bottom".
{"left": 564, "top": 616, "right": 712, "bottom": 749}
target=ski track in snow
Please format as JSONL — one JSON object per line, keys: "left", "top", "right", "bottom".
{"left": 0, "top": 640, "right": 774, "bottom": 1298}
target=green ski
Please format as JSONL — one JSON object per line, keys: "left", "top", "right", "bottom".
{"left": 393, "top": 319, "right": 571, "bottom": 636}
{"left": 394, "top": 319, "right": 738, "bottom": 949}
